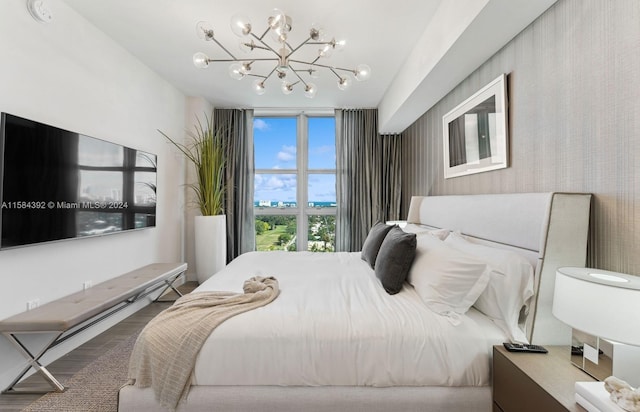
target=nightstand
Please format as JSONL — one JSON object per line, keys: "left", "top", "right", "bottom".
{"left": 493, "top": 345, "right": 596, "bottom": 412}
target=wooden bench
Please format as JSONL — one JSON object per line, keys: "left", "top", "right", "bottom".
{"left": 0, "top": 262, "right": 187, "bottom": 394}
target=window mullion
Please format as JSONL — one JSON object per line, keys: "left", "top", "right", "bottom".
{"left": 297, "top": 114, "right": 308, "bottom": 250}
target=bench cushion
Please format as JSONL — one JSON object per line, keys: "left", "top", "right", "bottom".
{"left": 0, "top": 263, "right": 187, "bottom": 332}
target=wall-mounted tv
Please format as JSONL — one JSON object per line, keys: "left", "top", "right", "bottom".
{"left": 0, "top": 113, "right": 157, "bottom": 249}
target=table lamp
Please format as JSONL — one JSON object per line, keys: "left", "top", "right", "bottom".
{"left": 552, "top": 267, "right": 640, "bottom": 411}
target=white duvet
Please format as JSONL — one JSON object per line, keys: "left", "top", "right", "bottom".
{"left": 192, "top": 251, "right": 506, "bottom": 387}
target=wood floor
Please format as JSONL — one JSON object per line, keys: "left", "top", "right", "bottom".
{"left": 0, "top": 282, "right": 196, "bottom": 412}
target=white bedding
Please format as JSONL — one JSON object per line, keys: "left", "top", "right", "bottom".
{"left": 191, "top": 251, "right": 506, "bottom": 387}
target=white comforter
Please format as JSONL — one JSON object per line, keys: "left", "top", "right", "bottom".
{"left": 192, "top": 251, "right": 506, "bottom": 387}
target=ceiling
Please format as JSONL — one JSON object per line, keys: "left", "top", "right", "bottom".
{"left": 59, "top": 0, "right": 556, "bottom": 132}
{"left": 61, "top": 0, "right": 442, "bottom": 110}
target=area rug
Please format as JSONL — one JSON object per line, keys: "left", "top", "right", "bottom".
{"left": 22, "top": 333, "right": 139, "bottom": 412}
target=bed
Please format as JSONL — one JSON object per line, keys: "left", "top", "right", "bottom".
{"left": 119, "top": 192, "right": 592, "bottom": 412}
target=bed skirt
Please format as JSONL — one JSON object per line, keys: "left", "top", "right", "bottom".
{"left": 118, "top": 384, "right": 491, "bottom": 412}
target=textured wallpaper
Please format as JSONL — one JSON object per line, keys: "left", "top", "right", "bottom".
{"left": 401, "top": 0, "right": 639, "bottom": 275}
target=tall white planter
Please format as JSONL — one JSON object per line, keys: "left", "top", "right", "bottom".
{"left": 194, "top": 215, "right": 227, "bottom": 284}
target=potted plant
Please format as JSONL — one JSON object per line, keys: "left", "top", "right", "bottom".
{"left": 159, "top": 113, "right": 227, "bottom": 284}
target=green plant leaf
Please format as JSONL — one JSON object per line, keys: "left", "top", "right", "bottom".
{"left": 159, "top": 112, "right": 227, "bottom": 216}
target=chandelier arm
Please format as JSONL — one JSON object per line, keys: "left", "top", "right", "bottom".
{"left": 284, "top": 41, "right": 295, "bottom": 53}
{"left": 329, "top": 67, "right": 345, "bottom": 80}
{"left": 329, "top": 66, "right": 358, "bottom": 75}
{"left": 255, "top": 27, "right": 271, "bottom": 42}
{"left": 250, "top": 32, "right": 280, "bottom": 56}
{"left": 206, "top": 58, "right": 279, "bottom": 63}
{"left": 291, "top": 59, "right": 357, "bottom": 76}
{"left": 212, "top": 38, "right": 239, "bottom": 60}
{"left": 288, "top": 37, "right": 312, "bottom": 56}
{"left": 287, "top": 65, "right": 308, "bottom": 87}
{"left": 242, "top": 58, "right": 279, "bottom": 62}
{"left": 240, "top": 41, "right": 271, "bottom": 52}
{"left": 262, "top": 66, "right": 278, "bottom": 83}
{"left": 246, "top": 74, "right": 267, "bottom": 79}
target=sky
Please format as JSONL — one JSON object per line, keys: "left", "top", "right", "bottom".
{"left": 254, "top": 117, "right": 336, "bottom": 203}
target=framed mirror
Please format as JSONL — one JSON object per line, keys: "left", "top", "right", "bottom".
{"left": 443, "top": 74, "right": 508, "bottom": 179}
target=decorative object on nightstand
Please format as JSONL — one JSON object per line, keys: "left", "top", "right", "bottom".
{"left": 553, "top": 267, "right": 640, "bottom": 412}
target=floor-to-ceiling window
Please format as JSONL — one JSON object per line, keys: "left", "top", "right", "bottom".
{"left": 254, "top": 114, "right": 336, "bottom": 252}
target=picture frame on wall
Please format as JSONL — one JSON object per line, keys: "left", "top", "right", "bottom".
{"left": 443, "top": 74, "right": 508, "bottom": 179}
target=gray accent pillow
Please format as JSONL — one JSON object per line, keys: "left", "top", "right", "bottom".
{"left": 361, "top": 222, "right": 394, "bottom": 268}
{"left": 375, "top": 227, "right": 417, "bottom": 295}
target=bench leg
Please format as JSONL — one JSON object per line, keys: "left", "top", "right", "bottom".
{"left": 2, "top": 331, "right": 66, "bottom": 394}
{"left": 154, "top": 272, "right": 185, "bottom": 302}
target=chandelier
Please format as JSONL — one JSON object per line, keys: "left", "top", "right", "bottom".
{"left": 192, "top": 9, "right": 371, "bottom": 98}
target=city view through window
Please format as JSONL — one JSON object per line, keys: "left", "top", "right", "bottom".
{"left": 254, "top": 116, "right": 336, "bottom": 251}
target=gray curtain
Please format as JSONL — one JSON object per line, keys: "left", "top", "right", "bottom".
{"left": 448, "top": 117, "right": 466, "bottom": 167}
{"left": 214, "top": 108, "right": 255, "bottom": 261}
{"left": 335, "top": 109, "right": 402, "bottom": 252}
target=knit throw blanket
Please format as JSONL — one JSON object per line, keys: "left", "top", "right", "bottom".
{"left": 127, "top": 276, "right": 279, "bottom": 410}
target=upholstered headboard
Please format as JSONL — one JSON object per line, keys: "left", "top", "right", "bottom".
{"left": 406, "top": 192, "right": 592, "bottom": 345}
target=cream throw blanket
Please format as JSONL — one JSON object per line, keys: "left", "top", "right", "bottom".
{"left": 128, "top": 276, "right": 279, "bottom": 410}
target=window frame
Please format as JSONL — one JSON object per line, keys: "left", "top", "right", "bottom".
{"left": 254, "top": 111, "right": 336, "bottom": 251}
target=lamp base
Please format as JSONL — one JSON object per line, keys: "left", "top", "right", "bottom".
{"left": 575, "top": 382, "right": 625, "bottom": 412}
{"left": 571, "top": 329, "right": 640, "bottom": 388}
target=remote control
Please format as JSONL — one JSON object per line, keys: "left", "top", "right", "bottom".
{"left": 503, "top": 342, "right": 548, "bottom": 353}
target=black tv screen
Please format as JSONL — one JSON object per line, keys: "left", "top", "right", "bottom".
{"left": 0, "top": 113, "right": 157, "bottom": 249}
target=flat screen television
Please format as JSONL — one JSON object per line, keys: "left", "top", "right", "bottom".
{"left": 0, "top": 113, "right": 157, "bottom": 249}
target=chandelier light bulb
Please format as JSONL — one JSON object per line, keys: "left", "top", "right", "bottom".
{"left": 276, "top": 68, "right": 288, "bottom": 80}
{"left": 196, "top": 21, "right": 215, "bottom": 41}
{"left": 268, "top": 9, "right": 283, "bottom": 30}
{"left": 252, "top": 79, "right": 266, "bottom": 95}
{"left": 228, "top": 63, "right": 246, "bottom": 80}
{"left": 269, "top": 28, "right": 288, "bottom": 43}
{"left": 309, "top": 24, "right": 325, "bottom": 42}
{"left": 193, "top": 52, "right": 210, "bottom": 69}
{"left": 304, "top": 83, "right": 317, "bottom": 98}
{"left": 240, "top": 62, "right": 252, "bottom": 75}
{"left": 230, "top": 14, "right": 252, "bottom": 37}
{"left": 318, "top": 43, "right": 333, "bottom": 58}
{"left": 337, "top": 76, "right": 351, "bottom": 90}
{"left": 334, "top": 39, "right": 347, "bottom": 52}
{"left": 281, "top": 81, "right": 294, "bottom": 95}
{"left": 354, "top": 64, "right": 371, "bottom": 81}
{"left": 269, "top": 9, "right": 292, "bottom": 36}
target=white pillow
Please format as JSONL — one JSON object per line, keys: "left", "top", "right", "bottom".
{"left": 407, "top": 235, "right": 491, "bottom": 315}
{"left": 402, "top": 224, "right": 450, "bottom": 240}
{"left": 444, "top": 232, "right": 535, "bottom": 342}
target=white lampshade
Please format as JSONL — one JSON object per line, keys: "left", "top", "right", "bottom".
{"left": 552, "top": 267, "right": 640, "bottom": 346}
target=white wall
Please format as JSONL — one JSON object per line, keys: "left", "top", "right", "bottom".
{"left": 378, "top": 0, "right": 557, "bottom": 133}
{"left": 400, "top": 0, "right": 640, "bottom": 275}
{"left": 0, "top": 1, "right": 187, "bottom": 388}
